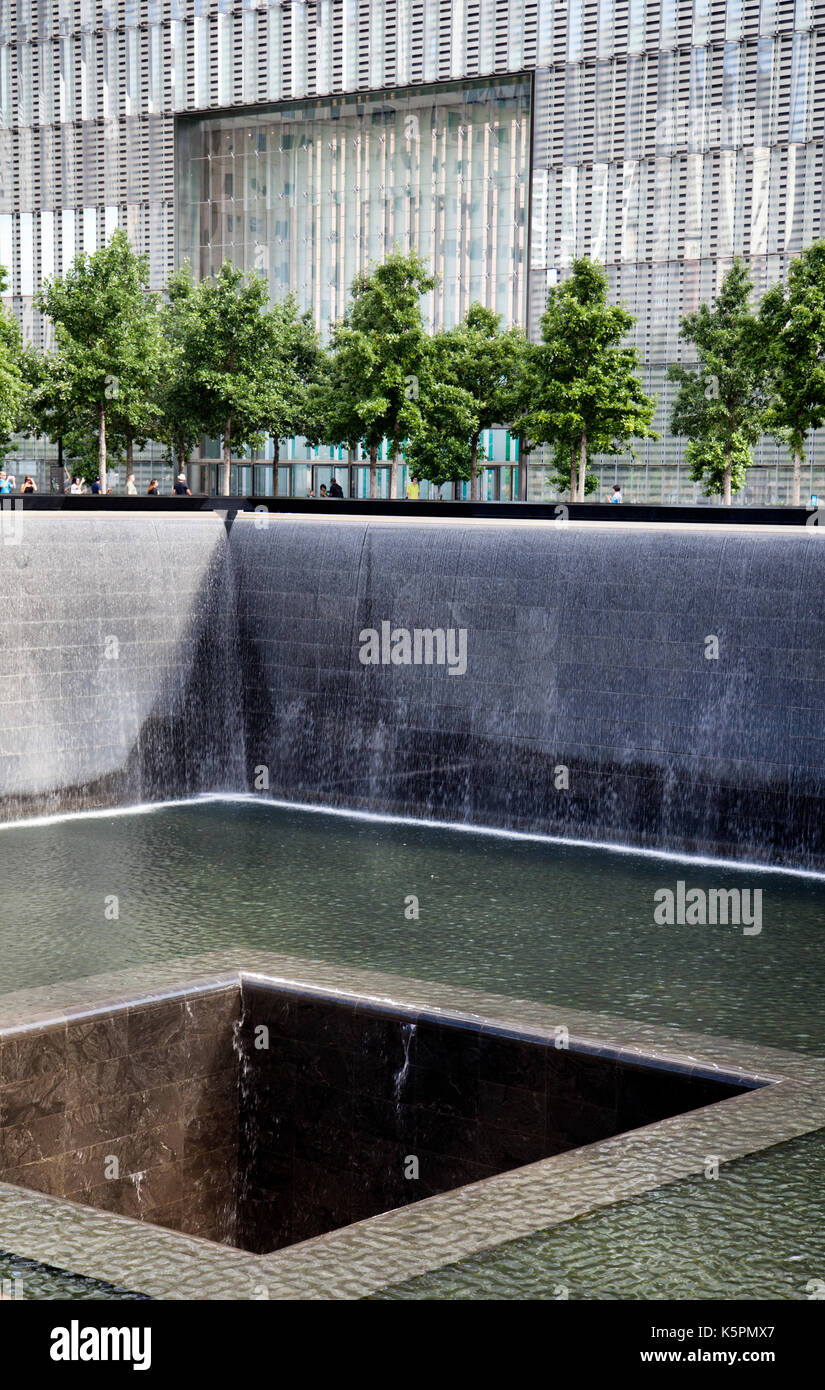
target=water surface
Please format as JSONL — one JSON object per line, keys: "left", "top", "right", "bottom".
{"left": 1, "top": 796, "right": 822, "bottom": 1053}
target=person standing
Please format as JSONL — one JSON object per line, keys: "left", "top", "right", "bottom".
{"left": 405, "top": 473, "right": 420, "bottom": 500}
{"left": 328, "top": 477, "right": 344, "bottom": 498}
{"left": 21, "top": 475, "right": 36, "bottom": 493}
{"left": 90, "top": 477, "right": 102, "bottom": 495}
{"left": 610, "top": 483, "right": 623, "bottom": 504}
{"left": 173, "top": 472, "right": 191, "bottom": 496}
{"left": 69, "top": 476, "right": 84, "bottom": 494}
{"left": 146, "top": 479, "right": 159, "bottom": 495}
{"left": 125, "top": 474, "right": 137, "bottom": 495}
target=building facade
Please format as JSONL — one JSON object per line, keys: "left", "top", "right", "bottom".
{"left": 2, "top": 1, "right": 825, "bottom": 500}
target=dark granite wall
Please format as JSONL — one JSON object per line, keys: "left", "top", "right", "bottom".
{"left": 4, "top": 514, "right": 823, "bottom": 866}
{"left": 230, "top": 517, "right": 825, "bottom": 867}
{"left": 235, "top": 982, "right": 747, "bottom": 1254}
{"left": 0, "top": 513, "right": 244, "bottom": 820}
{"left": 1, "top": 980, "right": 747, "bottom": 1254}
{"left": 0, "top": 987, "right": 240, "bottom": 1242}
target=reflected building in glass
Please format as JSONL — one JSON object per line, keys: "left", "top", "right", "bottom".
{"left": 176, "top": 79, "right": 530, "bottom": 335}
{"left": 2, "top": 2, "right": 825, "bottom": 501}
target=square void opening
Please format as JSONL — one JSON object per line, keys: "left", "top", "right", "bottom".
{"left": 0, "top": 981, "right": 754, "bottom": 1255}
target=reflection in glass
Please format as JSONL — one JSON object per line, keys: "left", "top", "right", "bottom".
{"left": 176, "top": 77, "right": 530, "bottom": 334}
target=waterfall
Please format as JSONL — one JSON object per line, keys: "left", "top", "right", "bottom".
{"left": 231, "top": 516, "right": 825, "bottom": 869}
{"left": 0, "top": 512, "right": 243, "bottom": 818}
{"left": 394, "top": 1022, "right": 416, "bottom": 1107}
{"left": 3, "top": 509, "right": 825, "bottom": 868}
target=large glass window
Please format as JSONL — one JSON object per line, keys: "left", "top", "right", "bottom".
{"left": 176, "top": 76, "right": 531, "bottom": 334}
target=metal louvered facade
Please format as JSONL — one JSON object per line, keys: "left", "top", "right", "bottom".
{"left": 2, "top": 1, "right": 825, "bottom": 500}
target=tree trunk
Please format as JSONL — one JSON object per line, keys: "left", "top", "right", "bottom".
{"left": 470, "top": 436, "right": 479, "bottom": 501}
{"left": 792, "top": 445, "right": 802, "bottom": 507}
{"left": 348, "top": 447, "right": 355, "bottom": 498}
{"left": 98, "top": 403, "right": 107, "bottom": 495}
{"left": 578, "top": 430, "right": 587, "bottom": 503}
{"left": 272, "top": 438, "right": 280, "bottom": 498}
{"left": 221, "top": 416, "right": 232, "bottom": 497}
{"left": 723, "top": 443, "right": 732, "bottom": 506}
{"left": 390, "top": 449, "right": 400, "bottom": 500}
{"left": 125, "top": 432, "right": 133, "bottom": 476}
{"left": 369, "top": 445, "right": 378, "bottom": 499}
{"left": 177, "top": 441, "right": 187, "bottom": 476}
{"left": 568, "top": 444, "right": 578, "bottom": 504}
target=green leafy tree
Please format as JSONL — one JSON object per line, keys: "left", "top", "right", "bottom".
{"left": 105, "top": 302, "right": 168, "bottom": 480}
{"left": 427, "top": 304, "right": 527, "bottom": 499}
{"left": 0, "top": 267, "right": 29, "bottom": 457}
{"left": 20, "top": 344, "right": 86, "bottom": 485}
{"left": 520, "top": 259, "right": 656, "bottom": 501}
{"left": 152, "top": 265, "right": 206, "bottom": 476}
{"left": 172, "top": 261, "right": 308, "bottom": 496}
{"left": 668, "top": 259, "right": 766, "bottom": 505}
{"left": 684, "top": 434, "right": 751, "bottom": 500}
{"left": 63, "top": 423, "right": 126, "bottom": 486}
{"left": 758, "top": 242, "right": 825, "bottom": 505}
{"left": 312, "top": 331, "right": 385, "bottom": 496}
{"left": 547, "top": 451, "right": 600, "bottom": 497}
{"left": 36, "top": 229, "right": 164, "bottom": 494}
{"left": 261, "top": 295, "right": 322, "bottom": 497}
{"left": 327, "top": 251, "right": 436, "bottom": 498}
{"left": 404, "top": 382, "right": 480, "bottom": 490}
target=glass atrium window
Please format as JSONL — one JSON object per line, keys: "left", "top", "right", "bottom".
{"left": 176, "top": 77, "right": 530, "bottom": 335}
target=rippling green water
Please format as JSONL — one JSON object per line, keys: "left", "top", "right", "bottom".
{"left": 1, "top": 797, "right": 822, "bottom": 1300}
{"left": 0, "top": 1250, "right": 149, "bottom": 1301}
{"left": 1, "top": 796, "right": 823, "bottom": 1052}
{"left": 374, "top": 1130, "right": 825, "bottom": 1301}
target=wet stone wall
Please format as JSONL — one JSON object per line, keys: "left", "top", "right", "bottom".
{"left": 0, "top": 987, "right": 240, "bottom": 1243}
{"left": 231, "top": 517, "right": 825, "bottom": 869}
{"left": 0, "top": 980, "right": 748, "bottom": 1253}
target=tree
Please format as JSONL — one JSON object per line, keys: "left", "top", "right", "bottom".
{"left": 684, "top": 433, "right": 752, "bottom": 500}
{"left": 260, "top": 295, "right": 322, "bottom": 497}
{"left": 151, "top": 266, "right": 206, "bottom": 476}
{"left": 171, "top": 261, "right": 308, "bottom": 496}
{"left": 547, "top": 450, "right": 600, "bottom": 497}
{"left": 0, "top": 268, "right": 29, "bottom": 456}
{"left": 519, "top": 258, "right": 656, "bottom": 501}
{"left": 428, "top": 304, "right": 527, "bottom": 499}
{"left": 327, "top": 251, "right": 436, "bottom": 498}
{"left": 312, "top": 329, "right": 385, "bottom": 496}
{"left": 20, "top": 343, "right": 107, "bottom": 485}
{"left": 404, "top": 382, "right": 479, "bottom": 490}
{"left": 758, "top": 242, "right": 825, "bottom": 506}
{"left": 63, "top": 422, "right": 126, "bottom": 485}
{"left": 36, "top": 229, "right": 163, "bottom": 494}
{"left": 669, "top": 259, "right": 766, "bottom": 505}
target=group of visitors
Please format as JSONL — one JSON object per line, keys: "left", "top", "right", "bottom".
{"left": 308, "top": 478, "right": 345, "bottom": 498}
{"left": 67, "top": 472, "right": 192, "bottom": 496}
{"left": 3, "top": 463, "right": 627, "bottom": 503}
{"left": 0, "top": 471, "right": 37, "bottom": 494}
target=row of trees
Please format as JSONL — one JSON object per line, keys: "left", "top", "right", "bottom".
{"left": 670, "top": 247, "right": 825, "bottom": 505}
{"left": 0, "top": 230, "right": 824, "bottom": 502}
